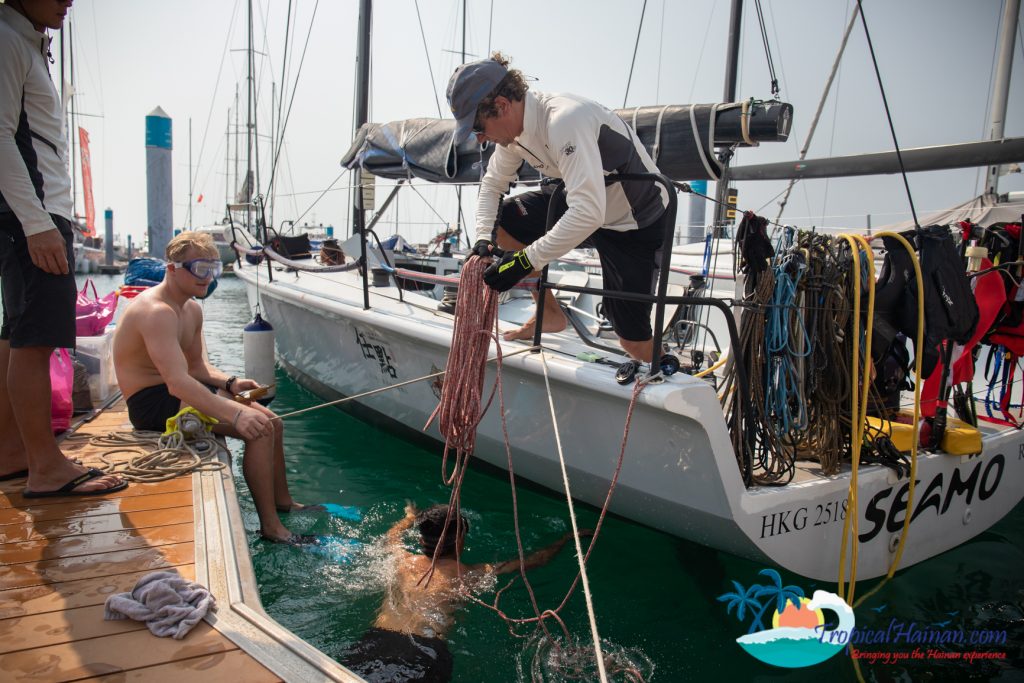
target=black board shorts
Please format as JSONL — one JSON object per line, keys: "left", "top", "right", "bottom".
{"left": 126, "top": 382, "right": 218, "bottom": 432}
{"left": 496, "top": 189, "right": 667, "bottom": 342}
{"left": 0, "top": 213, "right": 76, "bottom": 348}
{"left": 343, "top": 627, "right": 453, "bottom": 682}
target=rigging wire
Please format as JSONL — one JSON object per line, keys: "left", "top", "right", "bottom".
{"left": 267, "top": 0, "right": 321, "bottom": 214}
{"left": 855, "top": 0, "right": 920, "bottom": 228}
{"left": 293, "top": 168, "right": 347, "bottom": 226}
{"left": 655, "top": 0, "right": 667, "bottom": 102}
{"left": 188, "top": 0, "right": 241, "bottom": 218}
{"left": 487, "top": 0, "right": 494, "bottom": 55}
{"left": 752, "top": 0, "right": 780, "bottom": 97}
{"left": 622, "top": 0, "right": 648, "bottom": 108}
{"left": 686, "top": 2, "right": 718, "bottom": 103}
{"left": 973, "top": 15, "right": 1003, "bottom": 196}
{"left": 271, "top": 0, "right": 294, "bottom": 219}
{"left": 414, "top": 0, "right": 444, "bottom": 118}
{"left": 774, "top": 2, "right": 859, "bottom": 226}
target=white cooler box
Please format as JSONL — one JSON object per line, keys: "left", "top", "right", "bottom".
{"left": 76, "top": 328, "right": 118, "bottom": 403}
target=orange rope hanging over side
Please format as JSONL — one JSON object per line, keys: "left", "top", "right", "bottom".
{"left": 420, "top": 255, "right": 501, "bottom": 585}
{"left": 425, "top": 255, "right": 501, "bottom": 473}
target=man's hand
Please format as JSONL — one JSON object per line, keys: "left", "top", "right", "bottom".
{"left": 483, "top": 249, "right": 533, "bottom": 292}
{"left": 232, "top": 378, "right": 260, "bottom": 394}
{"left": 471, "top": 239, "right": 502, "bottom": 259}
{"left": 233, "top": 405, "right": 273, "bottom": 439}
{"left": 26, "top": 228, "right": 69, "bottom": 275}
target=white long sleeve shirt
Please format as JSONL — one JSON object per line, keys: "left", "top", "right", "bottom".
{"left": 0, "top": 4, "right": 73, "bottom": 236}
{"left": 475, "top": 90, "right": 667, "bottom": 269}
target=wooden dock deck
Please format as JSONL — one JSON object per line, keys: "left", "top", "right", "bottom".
{"left": 0, "top": 400, "right": 357, "bottom": 682}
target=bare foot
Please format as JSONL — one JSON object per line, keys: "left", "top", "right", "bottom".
{"left": 276, "top": 502, "right": 327, "bottom": 513}
{"left": 25, "top": 460, "right": 124, "bottom": 495}
{"left": 502, "top": 316, "right": 567, "bottom": 341}
{"left": 260, "top": 530, "right": 320, "bottom": 545}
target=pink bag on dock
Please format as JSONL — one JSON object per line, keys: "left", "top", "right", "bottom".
{"left": 76, "top": 279, "right": 118, "bottom": 336}
{"left": 50, "top": 348, "right": 74, "bottom": 433}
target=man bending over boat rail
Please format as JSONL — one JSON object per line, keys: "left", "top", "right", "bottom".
{"left": 112, "top": 231, "right": 318, "bottom": 544}
{"left": 344, "top": 503, "right": 589, "bottom": 682}
{"left": 448, "top": 53, "right": 670, "bottom": 362}
{"left": 0, "top": 0, "right": 126, "bottom": 497}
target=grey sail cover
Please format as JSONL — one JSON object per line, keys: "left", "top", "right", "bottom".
{"left": 339, "top": 104, "right": 731, "bottom": 184}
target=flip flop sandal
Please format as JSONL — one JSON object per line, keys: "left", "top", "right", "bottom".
{"left": 22, "top": 468, "right": 128, "bottom": 498}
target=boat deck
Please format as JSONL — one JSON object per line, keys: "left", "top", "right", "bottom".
{"left": 0, "top": 400, "right": 357, "bottom": 682}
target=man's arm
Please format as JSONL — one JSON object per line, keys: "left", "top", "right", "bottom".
{"left": 481, "top": 529, "right": 595, "bottom": 576}
{"left": 474, "top": 143, "right": 522, "bottom": 244}
{"left": 386, "top": 502, "right": 418, "bottom": 547}
{"left": 182, "top": 314, "right": 233, "bottom": 390}
{"left": 522, "top": 110, "right": 606, "bottom": 269}
{"left": 139, "top": 303, "right": 246, "bottom": 424}
{"left": 0, "top": 37, "right": 67, "bottom": 274}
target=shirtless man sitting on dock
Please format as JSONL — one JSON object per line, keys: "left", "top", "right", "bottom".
{"left": 113, "top": 231, "right": 318, "bottom": 544}
{"left": 344, "top": 503, "right": 589, "bottom": 682}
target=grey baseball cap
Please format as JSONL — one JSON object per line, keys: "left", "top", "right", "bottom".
{"left": 446, "top": 58, "right": 509, "bottom": 143}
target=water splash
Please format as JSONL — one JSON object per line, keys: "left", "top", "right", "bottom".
{"left": 515, "top": 632, "right": 655, "bottom": 683}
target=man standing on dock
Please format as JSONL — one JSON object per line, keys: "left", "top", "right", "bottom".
{"left": 113, "top": 232, "right": 317, "bottom": 544}
{"left": 448, "top": 53, "right": 669, "bottom": 362}
{"left": 0, "top": 0, "right": 127, "bottom": 497}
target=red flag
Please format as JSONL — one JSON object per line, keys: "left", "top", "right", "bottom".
{"left": 196, "top": 193, "right": 204, "bottom": 203}
{"left": 78, "top": 126, "right": 96, "bottom": 237}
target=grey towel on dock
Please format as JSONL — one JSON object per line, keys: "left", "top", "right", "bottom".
{"left": 103, "top": 570, "right": 216, "bottom": 639}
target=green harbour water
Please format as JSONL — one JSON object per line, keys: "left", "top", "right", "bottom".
{"left": 85, "top": 273, "right": 1023, "bottom": 681}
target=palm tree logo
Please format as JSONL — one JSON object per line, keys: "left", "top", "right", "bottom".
{"left": 718, "top": 568, "right": 804, "bottom": 634}
{"left": 717, "top": 569, "right": 855, "bottom": 668}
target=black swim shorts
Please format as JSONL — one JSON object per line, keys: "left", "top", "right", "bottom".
{"left": 496, "top": 189, "right": 667, "bottom": 342}
{"left": 343, "top": 627, "right": 454, "bottom": 683}
{"left": 0, "top": 213, "right": 77, "bottom": 348}
{"left": 126, "top": 382, "right": 218, "bottom": 432}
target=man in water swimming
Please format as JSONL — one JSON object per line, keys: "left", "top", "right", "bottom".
{"left": 344, "top": 503, "right": 590, "bottom": 682}
{"left": 113, "top": 231, "right": 318, "bottom": 544}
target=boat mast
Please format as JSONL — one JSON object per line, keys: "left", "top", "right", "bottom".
{"left": 187, "top": 117, "right": 193, "bottom": 229}
{"left": 712, "top": 0, "right": 743, "bottom": 236}
{"left": 354, "top": 0, "right": 372, "bottom": 310}
{"left": 984, "top": 0, "right": 1019, "bottom": 197}
{"left": 225, "top": 107, "right": 230, "bottom": 217}
{"left": 234, "top": 84, "right": 240, "bottom": 207}
{"left": 246, "top": 0, "right": 254, "bottom": 232}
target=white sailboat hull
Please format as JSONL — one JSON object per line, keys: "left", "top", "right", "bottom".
{"left": 235, "top": 261, "right": 1024, "bottom": 580}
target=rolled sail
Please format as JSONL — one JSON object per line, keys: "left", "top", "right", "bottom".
{"left": 340, "top": 100, "right": 792, "bottom": 184}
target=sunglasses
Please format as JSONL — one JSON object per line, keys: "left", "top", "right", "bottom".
{"left": 174, "top": 258, "right": 223, "bottom": 280}
{"left": 471, "top": 110, "right": 488, "bottom": 137}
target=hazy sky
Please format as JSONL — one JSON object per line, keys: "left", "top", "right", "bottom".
{"left": 49, "top": 0, "right": 1024, "bottom": 249}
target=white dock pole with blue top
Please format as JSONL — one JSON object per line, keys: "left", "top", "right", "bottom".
{"left": 145, "top": 106, "right": 173, "bottom": 258}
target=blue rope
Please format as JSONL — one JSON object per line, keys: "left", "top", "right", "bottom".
{"left": 763, "top": 227, "right": 811, "bottom": 434}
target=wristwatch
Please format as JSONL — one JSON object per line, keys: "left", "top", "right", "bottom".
{"left": 225, "top": 376, "right": 238, "bottom": 393}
